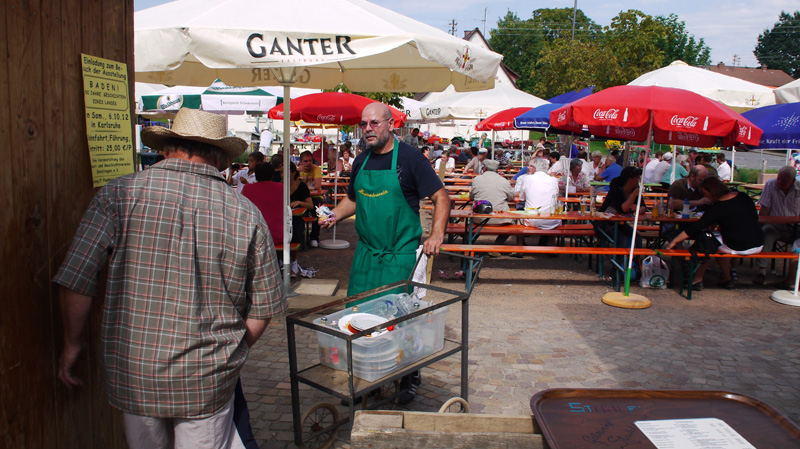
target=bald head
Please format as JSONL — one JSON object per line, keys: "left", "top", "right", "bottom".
{"left": 777, "top": 165, "right": 797, "bottom": 192}
{"left": 360, "top": 102, "right": 395, "bottom": 153}
{"left": 362, "top": 102, "right": 392, "bottom": 120}
{"left": 688, "top": 164, "right": 708, "bottom": 189}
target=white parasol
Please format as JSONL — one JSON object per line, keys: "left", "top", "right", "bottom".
{"left": 135, "top": 0, "right": 503, "bottom": 295}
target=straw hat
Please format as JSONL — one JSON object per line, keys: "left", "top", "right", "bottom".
{"left": 141, "top": 108, "right": 248, "bottom": 160}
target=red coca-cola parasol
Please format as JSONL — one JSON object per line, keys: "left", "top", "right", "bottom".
{"left": 267, "top": 92, "right": 406, "bottom": 128}
{"left": 550, "top": 85, "right": 762, "bottom": 147}
{"left": 549, "top": 85, "right": 763, "bottom": 306}
{"left": 475, "top": 107, "right": 535, "bottom": 131}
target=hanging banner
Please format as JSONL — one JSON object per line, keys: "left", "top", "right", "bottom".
{"left": 81, "top": 54, "right": 135, "bottom": 187}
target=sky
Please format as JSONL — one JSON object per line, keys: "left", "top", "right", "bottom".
{"left": 134, "top": 0, "right": 798, "bottom": 69}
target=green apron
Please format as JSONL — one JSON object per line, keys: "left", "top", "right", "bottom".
{"left": 347, "top": 139, "right": 422, "bottom": 303}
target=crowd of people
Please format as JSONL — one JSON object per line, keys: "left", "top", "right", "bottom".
{"left": 54, "top": 105, "right": 795, "bottom": 446}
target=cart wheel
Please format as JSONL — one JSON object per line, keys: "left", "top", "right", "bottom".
{"left": 438, "top": 397, "right": 470, "bottom": 414}
{"left": 299, "top": 402, "right": 340, "bottom": 449}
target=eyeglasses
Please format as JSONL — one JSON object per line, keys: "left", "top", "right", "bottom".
{"left": 358, "top": 118, "right": 392, "bottom": 129}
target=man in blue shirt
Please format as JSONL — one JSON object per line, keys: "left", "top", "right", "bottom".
{"left": 596, "top": 155, "right": 622, "bottom": 191}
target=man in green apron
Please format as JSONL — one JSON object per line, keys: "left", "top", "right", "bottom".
{"left": 322, "top": 102, "right": 450, "bottom": 404}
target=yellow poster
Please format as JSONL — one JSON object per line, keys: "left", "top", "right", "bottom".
{"left": 81, "top": 54, "right": 135, "bottom": 187}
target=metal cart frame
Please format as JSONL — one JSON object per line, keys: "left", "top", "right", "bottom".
{"left": 286, "top": 251, "right": 482, "bottom": 447}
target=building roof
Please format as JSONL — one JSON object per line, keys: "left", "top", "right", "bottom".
{"left": 704, "top": 63, "right": 795, "bottom": 88}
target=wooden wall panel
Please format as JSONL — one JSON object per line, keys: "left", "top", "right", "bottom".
{"left": 0, "top": 0, "right": 15, "bottom": 446}
{"left": 1, "top": 0, "right": 132, "bottom": 447}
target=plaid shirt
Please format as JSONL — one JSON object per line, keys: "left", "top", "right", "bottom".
{"left": 54, "top": 158, "right": 286, "bottom": 418}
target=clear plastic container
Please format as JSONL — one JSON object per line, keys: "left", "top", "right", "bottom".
{"left": 313, "top": 294, "right": 448, "bottom": 381}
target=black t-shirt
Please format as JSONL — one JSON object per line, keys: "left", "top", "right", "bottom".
{"left": 599, "top": 186, "right": 644, "bottom": 214}
{"left": 347, "top": 140, "right": 443, "bottom": 213}
{"left": 290, "top": 180, "right": 311, "bottom": 204}
{"left": 684, "top": 192, "right": 763, "bottom": 251}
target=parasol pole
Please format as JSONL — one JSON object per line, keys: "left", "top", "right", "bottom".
{"left": 281, "top": 83, "right": 293, "bottom": 294}
{"left": 730, "top": 147, "right": 736, "bottom": 182}
{"left": 624, "top": 112, "right": 654, "bottom": 296}
{"left": 319, "top": 125, "right": 350, "bottom": 250}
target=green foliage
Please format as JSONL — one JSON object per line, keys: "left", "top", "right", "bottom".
{"left": 490, "top": 8, "right": 711, "bottom": 99}
{"left": 754, "top": 11, "right": 800, "bottom": 78}
{"left": 533, "top": 39, "right": 624, "bottom": 97}
{"left": 530, "top": 7, "right": 602, "bottom": 41}
{"left": 654, "top": 14, "right": 712, "bottom": 66}
{"left": 602, "top": 10, "right": 667, "bottom": 80}
{"left": 489, "top": 11, "right": 545, "bottom": 93}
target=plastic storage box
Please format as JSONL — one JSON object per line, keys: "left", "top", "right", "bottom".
{"left": 313, "top": 294, "right": 447, "bottom": 381}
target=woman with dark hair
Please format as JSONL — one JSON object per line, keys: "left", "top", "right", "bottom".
{"left": 595, "top": 166, "right": 645, "bottom": 249}
{"left": 667, "top": 176, "right": 763, "bottom": 290}
{"left": 337, "top": 146, "right": 354, "bottom": 177}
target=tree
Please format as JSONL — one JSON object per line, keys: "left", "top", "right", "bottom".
{"left": 489, "top": 8, "right": 599, "bottom": 94}
{"left": 602, "top": 10, "right": 668, "bottom": 82}
{"left": 530, "top": 7, "right": 602, "bottom": 42}
{"left": 533, "top": 39, "right": 623, "bottom": 98}
{"left": 488, "top": 11, "right": 545, "bottom": 93}
{"left": 654, "top": 14, "right": 711, "bottom": 66}
{"left": 754, "top": 11, "right": 800, "bottom": 78}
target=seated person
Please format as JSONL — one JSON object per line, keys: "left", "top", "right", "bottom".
{"left": 586, "top": 151, "right": 604, "bottom": 180}
{"left": 558, "top": 158, "right": 590, "bottom": 193}
{"left": 242, "top": 162, "right": 283, "bottom": 244}
{"left": 651, "top": 151, "right": 672, "bottom": 185}
{"left": 518, "top": 157, "right": 561, "bottom": 232}
{"left": 716, "top": 152, "right": 732, "bottom": 181}
{"left": 667, "top": 165, "right": 711, "bottom": 213}
{"left": 754, "top": 166, "right": 800, "bottom": 285}
{"left": 595, "top": 166, "right": 644, "bottom": 249}
{"left": 547, "top": 151, "right": 565, "bottom": 175}
{"left": 667, "top": 176, "right": 763, "bottom": 290}
{"left": 456, "top": 145, "right": 473, "bottom": 163}
{"left": 643, "top": 151, "right": 663, "bottom": 184}
{"left": 494, "top": 149, "right": 510, "bottom": 170}
{"left": 434, "top": 148, "right": 455, "bottom": 175}
{"left": 659, "top": 155, "right": 688, "bottom": 187}
{"left": 699, "top": 152, "right": 718, "bottom": 178}
{"left": 594, "top": 154, "right": 622, "bottom": 190}
{"left": 463, "top": 147, "right": 487, "bottom": 175}
{"left": 469, "top": 159, "right": 519, "bottom": 253}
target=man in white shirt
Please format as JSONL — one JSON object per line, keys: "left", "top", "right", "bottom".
{"left": 754, "top": 166, "right": 800, "bottom": 284}
{"left": 651, "top": 151, "right": 673, "bottom": 185}
{"left": 434, "top": 149, "right": 455, "bottom": 175}
{"left": 519, "top": 157, "right": 561, "bottom": 230}
{"left": 259, "top": 128, "right": 274, "bottom": 155}
{"left": 643, "top": 151, "right": 663, "bottom": 184}
{"left": 716, "top": 152, "right": 732, "bottom": 181}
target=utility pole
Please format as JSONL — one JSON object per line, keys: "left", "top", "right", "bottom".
{"left": 732, "top": 54, "right": 741, "bottom": 67}
{"left": 571, "top": 0, "right": 577, "bottom": 40}
{"left": 449, "top": 19, "right": 458, "bottom": 36}
{"left": 483, "top": 7, "right": 487, "bottom": 36}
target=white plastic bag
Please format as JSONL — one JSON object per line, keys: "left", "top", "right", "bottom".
{"left": 639, "top": 255, "right": 669, "bottom": 289}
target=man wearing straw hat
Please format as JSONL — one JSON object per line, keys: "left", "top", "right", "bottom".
{"left": 53, "top": 108, "right": 286, "bottom": 448}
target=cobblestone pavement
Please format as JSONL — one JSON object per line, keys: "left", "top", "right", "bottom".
{"left": 241, "top": 230, "right": 800, "bottom": 448}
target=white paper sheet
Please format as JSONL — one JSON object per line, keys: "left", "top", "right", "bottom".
{"left": 634, "top": 418, "right": 755, "bottom": 449}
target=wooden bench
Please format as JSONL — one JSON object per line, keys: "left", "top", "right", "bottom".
{"left": 440, "top": 244, "right": 798, "bottom": 300}
{"left": 656, "top": 249, "right": 798, "bottom": 299}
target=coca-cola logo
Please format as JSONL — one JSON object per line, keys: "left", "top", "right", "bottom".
{"left": 670, "top": 115, "right": 699, "bottom": 128}
{"left": 676, "top": 132, "right": 700, "bottom": 142}
{"left": 592, "top": 109, "right": 619, "bottom": 120}
{"left": 557, "top": 111, "right": 567, "bottom": 122}
{"left": 738, "top": 125, "right": 748, "bottom": 137}
{"left": 426, "top": 108, "right": 441, "bottom": 116}
{"left": 612, "top": 127, "right": 636, "bottom": 138}
{"left": 316, "top": 114, "right": 337, "bottom": 122}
